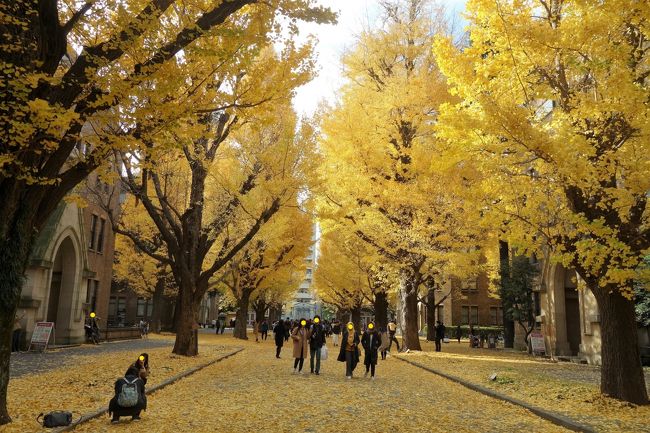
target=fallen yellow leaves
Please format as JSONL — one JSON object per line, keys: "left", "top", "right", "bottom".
{"left": 71, "top": 335, "right": 568, "bottom": 433}
{"left": 5, "top": 335, "right": 238, "bottom": 433}
{"left": 404, "top": 340, "right": 650, "bottom": 433}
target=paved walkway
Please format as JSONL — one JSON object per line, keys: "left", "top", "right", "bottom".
{"left": 72, "top": 338, "right": 570, "bottom": 433}
{"left": 9, "top": 338, "right": 171, "bottom": 378}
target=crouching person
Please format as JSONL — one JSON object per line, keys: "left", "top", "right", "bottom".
{"left": 109, "top": 367, "right": 146, "bottom": 423}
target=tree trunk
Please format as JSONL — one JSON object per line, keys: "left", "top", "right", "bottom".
{"left": 499, "top": 240, "right": 515, "bottom": 348}
{"left": 350, "top": 304, "right": 362, "bottom": 331}
{"left": 591, "top": 282, "right": 648, "bottom": 404}
{"left": 426, "top": 288, "right": 436, "bottom": 341}
{"left": 254, "top": 302, "right": 267, "bottom": 325}
{"left": 172, "top": 283, "right": 199, "bottom": 356}
{"left": 402, "top": 281, "right": 422, "bottom": 350}
{"left": 268, "top": 304, "right": 281, "bottom": 323}
{"left": 233, "top": 289, "right": 252, "bottom": 340}
{"left": 150, "top": 276, "right": 166, "bottom": 334}
{"left": 373, "top": 291, "right": 388, "bottom": 329}
{"left": 0, "top": 205, "right": 38, "bottom": 425}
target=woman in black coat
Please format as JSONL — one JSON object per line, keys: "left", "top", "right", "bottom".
{"left": 361, "top": 322, "right": 382, "bottom": 379}
{"left": 337, "top": 322, "right": 360, "bottom": 379}
{"left": 109, "top": 367, "right": 146, "bottom": 423}
{"left": 273, "top": 319, "right": 286, "bottom": 358}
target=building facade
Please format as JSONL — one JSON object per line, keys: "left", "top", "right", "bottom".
{"left": 285, "top": 225, "right": 321, "bottom": 320}
{"left": 15, "top": 172, "right": 120, "bottom": 347}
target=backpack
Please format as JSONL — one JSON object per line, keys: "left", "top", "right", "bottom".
{"left": 117, "top": 377, "right": 140, "bottom": 407}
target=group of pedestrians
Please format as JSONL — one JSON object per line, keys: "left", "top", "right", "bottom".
{"left": 273, "top": 316, "right": 401, "bottom": 379}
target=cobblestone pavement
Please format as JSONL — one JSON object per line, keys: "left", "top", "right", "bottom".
{"left": 9, "top": 338, "right": 172, "bottom": 378}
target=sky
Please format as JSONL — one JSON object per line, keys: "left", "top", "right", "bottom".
{"left": 292, "top": 0, "right": 468, "bottom": 117}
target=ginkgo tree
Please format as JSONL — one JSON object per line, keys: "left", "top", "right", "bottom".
{"left": 0, "top": 0, "right": 334, "bottom": 424}
{"left": 315, "top": 0, "right": 484, "bottom": 350}
{"left": 433, "top": 0, "right": 649, "bottom": 404}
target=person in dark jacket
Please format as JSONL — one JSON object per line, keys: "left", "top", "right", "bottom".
{"left": 284, "top": 318, "right": 291, "bottom": 342}
{"left": 456, "top": 324, "right": 462, "bottom": 343}
{"left": 274, "top": 319, "right": 286, "bottom": 358}
{"left": 435, "top": 321, "right": 446, "bottom": 352}
{"left": 309, "top": 315, "right": 326, "bottom": 375}
{"left": 128, "top": 353, "right": 150, "bottom": 384}
{"left": 109, "top": 367, "right": 146, "bottom": 423}
{"left": 260, "top": 321, "right": 269, "bottom": 340}
{"left": 362, "top": 322, "right": 382, "bottom": 378}
{"left": 337, "top": 322, "right": 360, "bottom": 379}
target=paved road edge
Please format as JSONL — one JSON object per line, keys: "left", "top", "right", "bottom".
{"left": 395, "top": 355, "right": 598, "bottom": 433}
{"left": 54, "top": 347, "right": 245, "bottom": 432}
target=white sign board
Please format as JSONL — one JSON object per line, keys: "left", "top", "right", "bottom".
{"left": 530, "top": 331, "right": 545, "bottom": 355}
{"left": 29, "top": 322, "right": 54, "bottom": 351}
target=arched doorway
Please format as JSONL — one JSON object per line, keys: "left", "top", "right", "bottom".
{"left": 46, "top": 236, "right": 78, "bottom": 344}
{"left": 564, "top": 269, "right": 581, "bottom": 356}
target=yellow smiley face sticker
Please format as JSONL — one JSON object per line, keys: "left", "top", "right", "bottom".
{"left": 90, "top": 312, "right": 96, "bottom": 318}
{"left": 300, "top": 320, "right": 307, "bottom": 326}
{"left": 368, "top": 323, "right": 374, "bottom": 329}
{"left": 139, "top": 355, "right": 145, "bottom": 362}
{"left": 347, "top": 324, "right": 353, "bottom": 330}
{"left": 314, "top": 318, "right": 320, "bottom": 324}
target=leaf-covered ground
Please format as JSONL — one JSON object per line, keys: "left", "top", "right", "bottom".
{"left": 68, "top": 335, "right": 568, "bottom": 433}
{"left": 404, "top": 340, "right": 650, "bottom": 433}
{"left": 5, "top": 335, "right": 237, "bottom": 433}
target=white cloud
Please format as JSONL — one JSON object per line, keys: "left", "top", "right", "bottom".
{"left": 292, "top": 0, "right": 468, "bottom": 117}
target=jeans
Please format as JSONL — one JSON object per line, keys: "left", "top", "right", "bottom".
{"left": 293, "top": 357, "right": 304, "bottom": 371}
{"left": 310, "top": 346, "right": 321, "bottom": 373}
{"left": 332, "top": 334, "right": 339, "bottom": 346}
{"left": 365, "top": 363, "right": 376, "bottom": 377}
{"left": 345, "top": 350, "right": 355, "bottom": 377}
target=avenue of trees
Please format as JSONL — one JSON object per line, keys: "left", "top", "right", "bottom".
{"left": 1, "top": 0, "right": 647, "bottom": 424}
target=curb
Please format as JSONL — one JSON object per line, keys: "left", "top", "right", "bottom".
{"left": 395, "top": 355, "right": 597, "bottom": 433}
{"left": 53, "top": 348, "right": 244, "bottom": 432}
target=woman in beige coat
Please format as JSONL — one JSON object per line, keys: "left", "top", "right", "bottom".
{"left": 291, "top": 318, "right": 311, "bottom": 374}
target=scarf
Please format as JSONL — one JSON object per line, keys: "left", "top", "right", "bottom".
{"left": 346, "top": 324, "right": 355, "bottom": 347}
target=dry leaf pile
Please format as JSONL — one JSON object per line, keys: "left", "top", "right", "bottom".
{"left": 403, "top": 340, "right": 650, "bottom": 433}
{"left": 5, "top": 335, "right": 237, "bottom": 433}
{"left": 70, "top": 337, "right": 568, "bottom": 433}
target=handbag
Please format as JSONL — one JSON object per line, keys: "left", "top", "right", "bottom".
{"left": 320, "top": 344, "right": 328, "bottom": 361}
{"left": 37, "top": 411, "right": 79, "bottom": 428}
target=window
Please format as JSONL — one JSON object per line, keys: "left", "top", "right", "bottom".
{"left": 461, "top": 306, "right": 469, "bottom": 325}
{"left": 86, "top": 280, "right": 99, "bottom": 311}
{"left": 461, "top": 278, "right": 478, "bottom": 294}
{"left": 108, "top": 296, "right": 127, "bottom": 326}
{"left": 89, "top": 215, "right": 98, "bottom": 249}
{"left": 534, "top": 292, "right": 541, "bottom": 317}
{"left": 471, "top": 306, "right": 479, "bottom": 325}
{"left": 96, "top": 218, "right": 106, "bottom": 252}
{"left": 490, "top": 307, "right": 503, "bottom": 326}
{"left": 462, "top": 305, "right": 479, "bottom": 325}
{"left": 147, "top": 300, "right": 154, "bottom": 317}
{"left": 137, "top": 297, "right": 147, "bottom": 317}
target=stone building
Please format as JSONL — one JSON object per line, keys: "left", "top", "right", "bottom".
{"left": 16, "top": 171, "right": 121, "bottom": 347}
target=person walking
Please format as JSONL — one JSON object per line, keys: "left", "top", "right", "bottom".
{"left": 215, "top": 319, "right": 220, "bottom": 334}
{"left": 337, "top": 322, "right": 360, "bottom": 379}
{"left": 274, "top": 319, "right": 286, "bottom": 358}
{"left": 284, "top": 318, "right": 291, "bottom": 342}
{"left": 378, "top": 326, "right": 389, "bottom": 360}
{"left": 456, "top": 324, "right": 461, "bottom": 343}
{"left": 331, "top": 320, "right": 341, "bottom": 347}
{"left": 387, "top": 319, "right": 400, "bottom": 353}
{"left": 434, "top": 321, "right": 446, "bottom": 352}
{"left": 291, "top": 319, "right": 310, "bottom": 374}
{"left": 309, "top": 315, "right": 326, "bottom": 375}
{"left": 261, "top": 320, "right": 269, "bottom": 340}
{"left": 361, "top": 322, "right": 381, "bottom": 379}
{"left": 253, "top": 320, "right": 260, "bottom": 343}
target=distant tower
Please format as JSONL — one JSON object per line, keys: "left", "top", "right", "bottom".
{"left": 288, "top": 224, "right": 320, "bottom": 319}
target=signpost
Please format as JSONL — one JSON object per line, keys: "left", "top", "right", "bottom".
{"left": 530, "top": 331, "right": 546, "bottom": 355}
{"left": 28, "top": 322, "right": 55, "bottom": 352}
